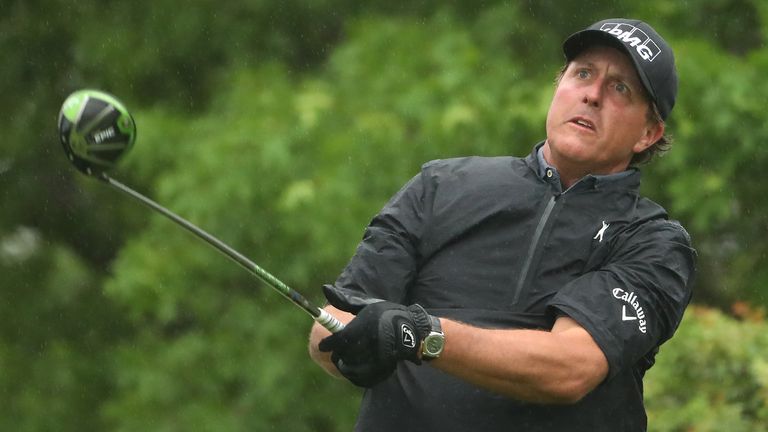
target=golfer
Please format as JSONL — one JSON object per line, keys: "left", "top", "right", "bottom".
{"left": 309, "top": 18, "right": 696, "bottom": 432}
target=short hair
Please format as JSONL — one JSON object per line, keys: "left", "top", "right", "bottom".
{"left": 554, "top": 63, "right": 673, "bottom": 166}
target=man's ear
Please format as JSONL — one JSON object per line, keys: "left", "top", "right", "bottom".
{"left": 633, "top": 120, "right": 665, "bottom": 154}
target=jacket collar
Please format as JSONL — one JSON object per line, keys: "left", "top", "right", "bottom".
{"left": 524, "top": 141, "right": 642, "bottom": 193}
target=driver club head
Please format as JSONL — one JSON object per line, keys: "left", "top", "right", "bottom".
{"left": 58, "top": 89, "right": 136, "bottom": 176}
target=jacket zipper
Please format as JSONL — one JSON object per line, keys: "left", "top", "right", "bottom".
{"left": 512, "top": 194, "right": 558, "bottom": 304}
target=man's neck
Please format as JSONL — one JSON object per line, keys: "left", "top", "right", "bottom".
{"left": 540, "top": 142, "right": 630, "bottom": 189}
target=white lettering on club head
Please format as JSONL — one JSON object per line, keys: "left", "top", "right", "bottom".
{"left": 92, "top": 127, "right": 116, "bottom": 144}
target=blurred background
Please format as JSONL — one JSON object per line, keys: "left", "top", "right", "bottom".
{"left": 2, "top": 0, "right": 768, "bottom": 430}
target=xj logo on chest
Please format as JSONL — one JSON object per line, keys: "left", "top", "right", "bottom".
{"left": 594, "top": 221, "right": 610, "bottom": 242}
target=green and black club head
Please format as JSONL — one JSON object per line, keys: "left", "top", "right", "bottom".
{"left": 58, "top": 89, "right": 136, "bottom": 176}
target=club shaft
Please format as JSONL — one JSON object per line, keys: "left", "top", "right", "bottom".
{"left": 99, "top": 173, "right": 345, "bottom": 333}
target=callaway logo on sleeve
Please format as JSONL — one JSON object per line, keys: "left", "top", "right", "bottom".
{"left": 612, "top": 288, "right": 648, "bottom": 334}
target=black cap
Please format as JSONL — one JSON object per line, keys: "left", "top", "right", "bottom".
{"left": 563, "top": 19, "right": 677, "bottom": 120}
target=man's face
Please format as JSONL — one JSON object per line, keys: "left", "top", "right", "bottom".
{"left": 544, "top": 45, "right": 663, "bottom": 177}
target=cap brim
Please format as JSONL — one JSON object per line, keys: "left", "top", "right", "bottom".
{"left": 562, "top": 30, "right": 657, "bottom": 105}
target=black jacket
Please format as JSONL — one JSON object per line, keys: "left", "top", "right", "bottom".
{"left": 335, "top": 146, "right": 696, "bottom": 432}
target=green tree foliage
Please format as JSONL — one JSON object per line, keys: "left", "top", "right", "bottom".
{"left": 645, "top": 307, "right": 768, "bottom": 431}
{"left": 0, "top": 239, "right": 127, "bottom": 430}
{"left": 1, "top": 0, "right": 768, "bottom": 430}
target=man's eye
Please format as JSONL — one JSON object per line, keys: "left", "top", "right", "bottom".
{"left": 615, "top": 82, "right": 629, "bottom": 94}
{"left": 577, "top": 70, "right": 590, "bottom": 79}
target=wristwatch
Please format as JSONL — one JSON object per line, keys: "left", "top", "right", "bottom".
{"left": 421, "top": 315, "right": 445, "bottom": 361}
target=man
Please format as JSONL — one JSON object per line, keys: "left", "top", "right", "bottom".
{"left": 309, "top": 18, "right": 695, "bottom": 431}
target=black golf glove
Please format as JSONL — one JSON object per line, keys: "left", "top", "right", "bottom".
{"left": 318, "top": 285, "right": 432, "bottom": 387}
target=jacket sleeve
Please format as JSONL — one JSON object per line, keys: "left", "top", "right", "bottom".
{"left": 332, "top": 170, "right": 428, "bottom": 303}
{"left": 547, "top": 219, "right": 696, "bottom": 379}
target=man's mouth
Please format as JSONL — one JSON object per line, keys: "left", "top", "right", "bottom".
{"left": 569, "top": 117, "right": 596, "bottom": 131}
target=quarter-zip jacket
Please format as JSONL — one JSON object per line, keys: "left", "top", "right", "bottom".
{"left": 334, "top": 145, "right": 696, "bottom": 432}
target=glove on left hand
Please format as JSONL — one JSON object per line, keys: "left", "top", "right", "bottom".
{"left": 318, "top": 285, "right": 432, "bottom": 387}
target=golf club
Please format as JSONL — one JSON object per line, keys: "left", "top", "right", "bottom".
{"left": 58, "top": 89, "right": 345, "bottom": 333}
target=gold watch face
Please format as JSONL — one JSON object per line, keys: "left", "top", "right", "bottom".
{"left": 424, "top": 334, "right": 444, "bottom": 357}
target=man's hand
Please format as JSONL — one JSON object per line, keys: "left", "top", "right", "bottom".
{"left": 318, "top": 285, "right": 432, "bottom": 387}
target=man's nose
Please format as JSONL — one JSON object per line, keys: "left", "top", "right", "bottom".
{"left": 582, "top": 80, "right": 603, "bottom": 108}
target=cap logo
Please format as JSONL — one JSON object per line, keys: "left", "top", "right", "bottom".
{"left": 599, "top": 23, "right": 661, "bottom": 62}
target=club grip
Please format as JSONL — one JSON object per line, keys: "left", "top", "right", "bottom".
{"left": 315, "top": 308, "right": 346, "bottom": 333}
